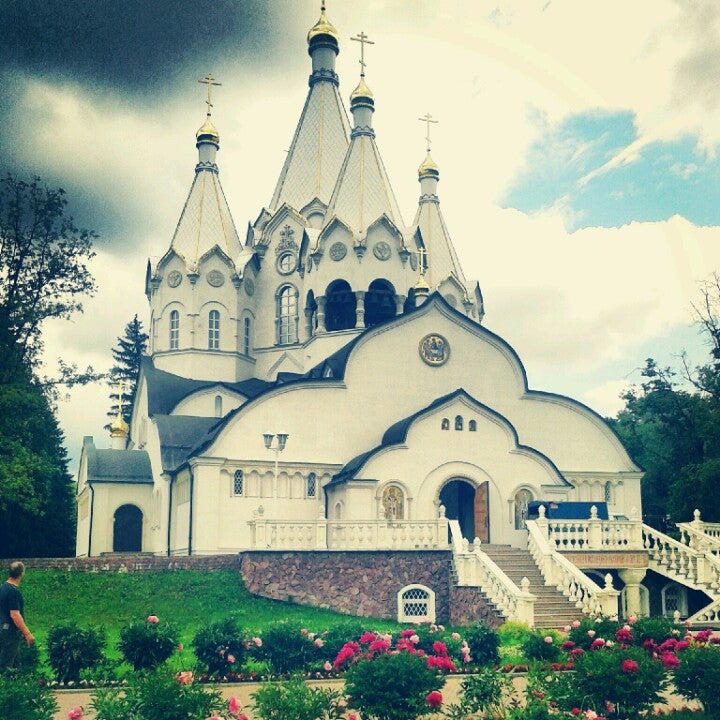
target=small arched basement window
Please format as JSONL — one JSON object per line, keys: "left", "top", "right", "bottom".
{"left": 397, "top": 584, "right": 436, "bottom": 623}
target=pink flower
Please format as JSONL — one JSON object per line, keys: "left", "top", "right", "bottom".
{"left": 252, "top": 636, "right": 262, "bottom": 647}
{"left": 360, "top": 631, "right": 377, "bottom": 644}
{"left": 426, "top": 655, "right": 457, "bottom": 672}
{"left": 177, "top": 643, "right": 184, "bottom": 652}
{"left": 438, "top": 625, "right": 445, "bottom": 631}
{"left": 67, "top": 708, "right": 83, "bottom": 720}
{"left": 348, "top": 715, "right": 358, "bottom": 720}
{"left": 177, "top": 671, "right": 194, "bottom": 685}
{"left": 323, "top": 661, "right": 332, "bottom": 671}
{"left": 616, "top": 627, "right": 633, "bottom": 644}
{"left": 432, "top": 640, "right": 448, "bottom": 656}
{"left": 661, "top": 651, "right": 680, "bottom": 669}
{"left": 147, "top": 615, "right": 159, "bottom": 624}
{"left": 621, "top": 659, "right": 639, "bottom": 674}
{"left": 544, "top": 636, "right": 554, "bottom": 644}
{"left": 369, "top": 639, "right": 390, "bottom": 653}
{"left": 300, "top": 628, "right": 308, "bottom": 634}
{"left": 572, "top": 620, "right": 581, "bottom": 628}
{"left": 628, "top": 615, "right": 637, "bottom": 624}
{"left": 587, "top": 630, "right": 596, "bottom": 638}
{"left": 227, "top": 654, "right": 236, "bottom": 664}
{"left": 564, "top": 625, "right": 571, "bottom": 632}
{"left": 584, "top": 711, "right": 598, "bottom": 720}
{"left": 606, "top": 701, "right": 616, "bottom": 714}
{"left": 314, "top": 638, "right": 324, "bottom": 648}
{"left": 400, "top": 629, "right": 415, "bottom": 638}
{"left": 207, "top": 716, "right": 222, "bottom": 720}
{"left": 228, "top": 697, "right": 241, "bottom": 715}
{"left": 590, "top": 638, "right": 606, "bottom": 650}
{"left": 426, "top": 691, "right": 443, "bottom": 708}
{"left": 451, "top": 632, "right": 461, "bottom": 640}
{"left": 410, "top": 634, "right": 420, "bottom": 644}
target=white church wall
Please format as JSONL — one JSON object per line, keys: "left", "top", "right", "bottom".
{"left": 90, "top": 484, "right": 153, "bottom": 555}
{"left": 172, "top": 387, "right": 246, "bottom": 418}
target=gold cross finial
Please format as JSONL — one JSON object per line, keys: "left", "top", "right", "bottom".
{"left": 198, "top": 74, "right": 222, "bottom": 116}
{"left": 419, "top": 112, "right": 439, "bottom": 152}
{"left": 321, "top": 0, "right": 326, "bottom": 11}
{"left": 351, "top": 31, "right": 374, "bottom": 78}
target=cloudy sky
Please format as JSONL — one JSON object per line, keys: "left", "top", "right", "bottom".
{"left": 2, "top": 0, "right": 720, "bottom": 474}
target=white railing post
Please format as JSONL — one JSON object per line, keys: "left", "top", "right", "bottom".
{"left": 588, "top": 505, "right": 603, "bottom": 549}
{"left": 517, "top": 577, "right": 536, "bottom": 626}
{"left": 628, "top": 508, "right": 643, "bottom": 549}
{"left": 597, "top": 573, "right": 620, "bottom": 618}
{"left": 316, "top": 508, "right": 327, "bottom": 549}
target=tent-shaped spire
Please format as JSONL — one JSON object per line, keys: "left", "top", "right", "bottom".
{"left": 269, "top": 4, "right": 351, "bottom": 213}
{"left": 170, "top": 77, "right": 242, "bottom": 270}
{"left": 324, "top": 33, "right": 404, "bottom": 235}
{"left": 412, "top": 118, "right": 467, "bottom": 291}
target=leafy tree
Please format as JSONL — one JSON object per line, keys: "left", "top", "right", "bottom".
{"left": 0, "top": 174, "right": 97, "bottom": 380}
{"left": 107, "top": 314, "right": 148, "bottom": 426}
{"left": 0, "top": 370, "right": 76, "bottom": 557}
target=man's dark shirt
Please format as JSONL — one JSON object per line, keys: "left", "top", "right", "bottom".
{"left": 0, "top": 582, "right": 23, "bottom": 629}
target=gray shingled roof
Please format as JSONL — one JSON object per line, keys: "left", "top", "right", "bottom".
{"left": 155, "top": 415, "right": 220, "bottom": 472}
{"left": 86, "top": 446, "right": 153, "bottom": 484}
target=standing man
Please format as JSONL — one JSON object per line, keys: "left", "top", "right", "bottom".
{"left": 0, "top": 561, "right": 35, "bottom": 673}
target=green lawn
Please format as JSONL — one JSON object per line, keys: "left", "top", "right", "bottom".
{"left": 21, "top": 569, "right": 396, "bottom": 661}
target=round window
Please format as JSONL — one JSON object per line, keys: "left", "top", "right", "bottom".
{"left": 277, "top": 252, "right": 297, "bottom": 275}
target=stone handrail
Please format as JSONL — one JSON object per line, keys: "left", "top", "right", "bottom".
{"left": 526, "top": 519, "right": 619, "bottom": 617}
{"left": 642, "top": 523, "right": 720, "bottom": 591}
{"left": 450, "top": 520, "right": 535, "bottom": 626}
{"left": 677, "top": 510, "right": 720, "bottom": 554}
{"left": 247, "top": 515, "right": 450, "bottom": 550}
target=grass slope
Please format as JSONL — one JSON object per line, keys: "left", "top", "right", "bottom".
{"left": 21, "top": 569, "right": 389, "bottom": 660}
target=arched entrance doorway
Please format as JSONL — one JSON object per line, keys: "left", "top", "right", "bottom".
{"left": 440, "top": 479, "right": 489, "bottom": 543}
{"left": 113, "top": 504, "right": 142, "bottom": 552}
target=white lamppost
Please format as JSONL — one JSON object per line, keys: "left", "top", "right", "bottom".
{"left": 263, "top": 432, "right": 289, "bottom": 510}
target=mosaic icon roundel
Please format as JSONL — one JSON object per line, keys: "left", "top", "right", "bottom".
{"left": 329, "top": 242, "right": 347, "bottom": 261}
{"left": 419, "top": 333, "right": 450, "bottom": 366}
{"left": 207, "top": 270, "right": 225, "bottom": 287}
{"left": 167, "top": 270, "right": 182, "bottom": 288}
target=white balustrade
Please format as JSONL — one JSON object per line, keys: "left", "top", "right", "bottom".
{"left": 543, "top": 505, "right": 643, "bottom": 552}
{"left": 450, "top": 520, "right": 535, "bottom": 626}
{"left": 527, "top": 518, "right": 619, "bottom": 618}
{"left": 247, "top": 514, "right": 450, "bottom": 550}
{"left": 677, "top": 510, "right": 720, "bottom": 554}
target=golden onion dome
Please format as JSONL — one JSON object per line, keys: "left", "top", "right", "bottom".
{"left": 196, "top": 116, "right": 220, "bottom": 144}
{"left": 418, "top": 151, "right": 439, "bottom": 179}
{"left": 414, "top": 273, "right": 430, "bottom": 294}
{"left": 350, "top": 77, "right": 374, "bottom": 105}
{"left": 307, "top": 8, "right": 339, "bottom": 44}
{"left": 110, "top": 414, "right": 129, "bottom": 438}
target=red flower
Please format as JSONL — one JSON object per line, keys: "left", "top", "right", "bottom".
{"left": 615, "top": 627, "right": 633, "bottom": 644}
{"left": 425, "top": 691, "right": 443, "bottom": 708}
{"left": 621, "top": 659, "right": 639, "bottom": 674}
{"left": 426, "top": 655, "right": 457, "bottom": 672}
{"left": 661, "top": 651, "right": 680, "bottom": 669}
{"left": 400, "top": 629, "right": 415, "bottom": 638}
{"left": 561, "top": 641, "right": 576, "bottom": 650}
{"left": 432, "top": 640, "right": 448, "bottom": 656}
{"left": 359, "top": 632, "right": 377, "bottom": 644}
{"left": 368, "top": 639, "right": 390, "bottom": 653}
{"left": 571, "top": 708, "right": 581, "bottom": 716}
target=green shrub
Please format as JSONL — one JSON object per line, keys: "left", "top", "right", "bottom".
{"left": 193, "top": 617, "right": 251, "bottom": 675}
{"left": 672, "top": 644, "right": 720, "bottom": 716}
{"left": 344, "top": 651, "right": 445, "bottom": 720}
{"left": 463, "top": 621, "right": 500, "bottom": 665}
{"left": 0, "top": 673, "right": 58, "bottom": 720}
{"left": 251, "top": 675, "right": 346, "bottom": 720}
{"left": 632, "top": 615, "right": 681, "bottom": 645}
{"left": 556, "top": 645, "right": 667, "bottom": 717}
{"left": 118, "top": 615, "right": 178, "bottom": 671}
{"left": 254, "top": 621, "right": 319, "bottom": 674}
{"left": 498, "top": 620, "right": 535, "bottom": 646}
{"left": 521, "top": 629, "right": 563, "bottom": 662}
{"left": 15, "top": 641, "right": 40, "bottom": 675}
{"left": 443, "top": 666, "right": 512, "bottom": 720}
{"left": 320, "top": 620, "right": 372, "bottom": 660}
{"left": 46, "top": 623, "right": 105, "bottom": 682}
{"left": 90, "top": 668, "right": 228, "bottom": 720}
{"left": 567, "top": 616, "right": 621, "bottom": 650}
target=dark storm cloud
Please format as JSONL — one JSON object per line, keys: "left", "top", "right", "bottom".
{"left": 0, "top": 0, "right": 268, "bottom": 93}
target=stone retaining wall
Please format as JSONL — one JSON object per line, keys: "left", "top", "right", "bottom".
{"left": 19, "top": 551, "right": 500, "bottom": 626}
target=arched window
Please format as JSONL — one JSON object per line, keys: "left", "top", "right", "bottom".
{"left": 661, "top": 582, "right": 688, "bottom": 618}
{"left": 277, "top": 285, "right": 298, "bottom": 344}
{"left": 365, "top": 279, "right": 396, "bottom": 327}
{"left": 604, "top": 481, "right": 613, "bottom": 504}
{"left": 325, "top": 280, "right": 356, "bottom": 331}
{"left": 243, "top": 317, "right": 252, "bottom": 355}
{"left": 469, "top": 420, "right": 477, "bottom": 432}
{"left": 214, "top": 395, "right": 222, "bottom": 418}
{"left": 208, "top": 310, "right": 220, "bottom": 349}
{"left": 397, "top": 584, "right": 436, "bottom": 623}
{"left": 382, "top": 486, "right": 404, "bottom": 520}
{"left": 514, "top": 489, "right": 533, "bottom": 530}
{"left": 169, "top": 310, "right": 179, "bottom": 350}
{"left": 233, "top": 470, "right": 244, "bottom": 496}
{"left": 455, "top": 415, "right": 463, "bottom": 431}
{"left": 307, "top": 472, "right": 317, "bottom": 498}
{"left": 441, "top": 418, "right": 450, "bottom": 430}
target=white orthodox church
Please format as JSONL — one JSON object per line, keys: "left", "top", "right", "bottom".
{"left": 75, "top": 6, "right": 720, "bottom": 626}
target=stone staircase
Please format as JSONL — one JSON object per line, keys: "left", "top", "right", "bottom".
{"left": 480, "top": 544, "right": 581, "bottom": 628}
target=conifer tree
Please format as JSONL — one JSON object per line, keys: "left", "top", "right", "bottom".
{"left": 107, "top": 315, "right": 148, "bottom": 425}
